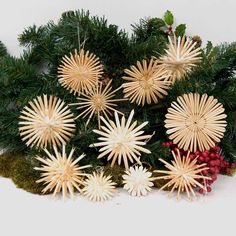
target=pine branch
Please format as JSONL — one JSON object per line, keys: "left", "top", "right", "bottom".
{"left": 0, "top": 41, "right": 7, "bottom": 57}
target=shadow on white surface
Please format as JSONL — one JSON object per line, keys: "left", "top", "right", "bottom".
{"left": 0, "top": 175, "right": 235, "bottom": 236}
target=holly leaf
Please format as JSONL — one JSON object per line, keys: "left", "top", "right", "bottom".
{"left": 164, "top": 10, "right": 174, "bottom": 25}
{"left": 175, "top": 24, "right": 186, "bottom": 37}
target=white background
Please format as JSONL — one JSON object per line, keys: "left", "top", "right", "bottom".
{"left": 0, "top": 1, "right": 236, "bottom": 236}
{"left": 0, "top": 0, "right": 236, "bottom": 56}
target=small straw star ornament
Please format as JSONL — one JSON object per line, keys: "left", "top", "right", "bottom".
{"left": 70, "top": 80, "right": 126, "bottom": 128}
{"left": 155, "top": 150, "right": 211, "bottom": 200}
{"left": 83, "top": 171, "right": 116, "bottom": 202}
{"left": 158, "top": 36, "right": 202, "bottom": 82}
{"left": 122, "top": 165, "right": 154, "bottom": 196}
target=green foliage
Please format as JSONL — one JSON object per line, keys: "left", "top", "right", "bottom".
{"left": 0, "top": 41, "right": 7, "bottom": 57}
{"left": 175, "top": 24, "right": 186, "bottom": 36}
{"left": 164, "top": 10, "right": 174, "bottom": 25}
{"left": 130, "top": 17, "right": 168, "bottom": 61}
{"left": 104, "top": 164, "right": 125, "bottom": 187}
{"left": 0, "top": 53, "right": 41, "bottom": 152}
{"left": 0, "top": 9, "right": 236, "bottom": 189}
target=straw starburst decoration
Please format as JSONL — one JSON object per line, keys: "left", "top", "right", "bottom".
{"left": 90, "top": 110, "right": 152, "bottom": 170}
{"left": 19, "top": 95, "right": 76, "bottom": 148}
{"left": 35, "top": 145, "right": 91, "bottom": 198}
{"left": 165, "top": 93, "right": 227, "bottom": 152}
{"left": 83, "top": 171, "right": 116, "bottom": 202}
{"left": 158, "top": 36, "right": 202, "bottom": 82}
{"left": 122, "top": 58, "right": 171, "bottom": 106}
{"left": 122, "top": 165, "right": 154, "bottom": 196}
{"left": 58, "top": 49, "right": 103, "bottom": 94}
{"left": 155, "top": 150, "right": 211, "bottom": 200}
{"left": 70, "top": 80, "right": 126, "bottom": 128}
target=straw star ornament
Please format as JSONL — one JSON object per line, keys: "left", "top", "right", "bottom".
{"left": 122, "top": 58, "right": 171, "bottom": 106}
{"left": 90, "top": 110, "right": 152, "bottom": 170}
{"left": 19, "top": 95, "right": 75, "bottom": 148}
{"left": 58, "top": 49, "right": 103, "bottom": 94}
{"left": 83, "top": 171, "right": 116, "bottom": 202}
{"left": 155, "top": 150, "right": 211, "bottom": 200}
{"left": 158, "top": 36, "right": 202, "bottom": 82}
{"left": 165, "top": 93, "right": 227, "bottom": 152}
{"left": 35, "top": 145, "right": 91, "bottom": 198}
{"left": 70, "top": 80, "right": 126, "bottom": 128}
{"left": 122, "top": 165, "right": 154, "bottom": 196}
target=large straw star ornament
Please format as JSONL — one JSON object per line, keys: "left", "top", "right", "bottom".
{"left": 165, "top": 93, "right": 227, "bottom": 152}
{"left": 158, "top": 36, "right": 202, "bottom": 82}
{"left": 19, "top": 95, "right": 75, "bottom": 148}
{"left": 35, "top": 145, "right": 91, "bottom": 198}
{"left": 90, "top": 110, "right": 152, "bottom": 170}
{"left": 58, "top": 49, "right": 103, "bottom": 94}
{"left": 122, "top": 58, "right": 171, "bottom": 106}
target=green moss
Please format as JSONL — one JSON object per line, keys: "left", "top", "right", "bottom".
{"left": 104, "top": 164, "right": 125, "bottom": 187}
{"left": 10, "top": 156, "right": 45, "bottom": 194}
{"left": 152, "top": 170, "right": 172, "bottom": 191}
{"left": 226, "top": 164, "right": 236, "bottom": 176}
{"left": 0, "top": 152, "right": 44, "bottom": 194}
{"left": 0, "top": 153, "right": 16, "bottom": 178}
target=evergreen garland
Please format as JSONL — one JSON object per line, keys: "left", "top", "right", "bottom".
{"left": 0, "top": 10, "right": 235, "bottom": 194}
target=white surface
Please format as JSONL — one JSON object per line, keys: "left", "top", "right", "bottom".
{"left": 1, "top": 175, "right": 236, "bottom": 236}
{"left": 0, "top": 1, "right": 236, "bottom": 235}
{"left": 0, "top": 0, "right": 236, "bottom": 57}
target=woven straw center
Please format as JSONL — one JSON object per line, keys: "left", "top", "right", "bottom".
{"left": 185, "top": 114, "right": 206, "bottom": 132}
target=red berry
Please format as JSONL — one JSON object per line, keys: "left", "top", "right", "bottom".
{"left": 202, "top": 151, "right": 209, "bottom": 158}
{"left": 202, "top": 170, "right": 208, "bottom": 175}
{"left": 198, "top": 156, "right": 205, "bottom": 162}
{"left": 219, "top": 156, "right": 224, "bottom": 161}
{"left": 211, "top": 175, "right": 217, "bottom": 182}
{"left": 214, "top": 160, "right": 220, "bottom": 166}
{"left": 189, "top": 154, "right": 195, "bottom": 161}
{"left": 210, "top": 167, "right": 216, "bottom": 174}
{"left": 215, "top": 146, "right": 221, "bottom": 152}
{"left": 220, "top": 163, "right": 225, "bottom": 168}
{"left": 205, "top": 157, "right": 210, "bottom": 162}
{"left": 195, "top": 150, "right": 200, "bottom": 156}
{"left": 215, "top": 154, "right": 220, "bottom": 159}
{"left": 215, "top": 168, "right": 219, "bottom": 174}
{"left": 210, "top": 153, "right": 215, "bottom": 159}
{"left": 209, "top": 160, "right": 215, "bottom": 166}
{"left": 208, "top": 180, "right": 213, "bottom": 185}
{"left": 199, "top": 188, "right": 204, "bottom": 194}
{"left": 207, "top": 186, "right": 212, "bottom": 192}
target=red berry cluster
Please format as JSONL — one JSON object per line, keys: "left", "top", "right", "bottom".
{"left": 162, "top": 141, "right": 231, "bottom": 194}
